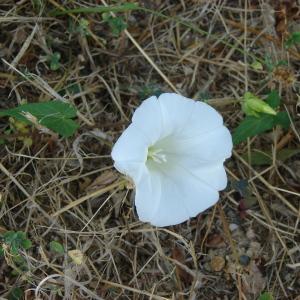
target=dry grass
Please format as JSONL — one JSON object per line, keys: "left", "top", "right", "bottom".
{"left": 0, "top": 0, "right": 300, "bottom": 299}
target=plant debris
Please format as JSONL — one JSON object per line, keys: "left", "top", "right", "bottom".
{"left": 0, "top": 1, "right": 299, "bottom": 299}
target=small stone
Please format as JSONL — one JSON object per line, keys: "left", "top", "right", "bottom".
{"left": 210, "top": 256, "right": 225, "bottom": 272}
{"left": 247, "top": 241, "right": 261, "bottom": 257}
{"left": 246, "top": 228, "right": 256, "bottom": 240}
{"left": 239, "top": 255, "right": 251, "bottom": 266}
{"left": 229, "top": 223, "right": 239, "bottom": 232}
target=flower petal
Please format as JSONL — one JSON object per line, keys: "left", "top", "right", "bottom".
{"left": 111, "top": 123, "right": 149, "bottom": 163}
{"left": 135, "top": 169, "right": 189, "bottom": 226}
{"left": 111, "top": 123, "right": 149, "bottom": 183}
{"left": 157, "top": 126, "right": 232, "bottom": 162}
{"left": 134, "top": 165, "right": 162, "bottom": 222}
{"left": 158, "top": 94, "right": 225, "bottom": 139}
{"left": 114, "top": 161, "right": 146, "bottom": 184}
{"left": 132, "top": 96, "right": 163, "bottom": 144}
{"left": 135, "top": 162, "right": 219, "bottom": 227}
{"left": 186, "top": 162, "right": 228, "bottom": 191}
{"left": 178, "top": 100, "right": 223, "bottom": 138}
{"left": 158, "top": 93, "right": 195, "bottom": 136}
{"left": 171, "top": 159, "right": 228, "bottom": 191}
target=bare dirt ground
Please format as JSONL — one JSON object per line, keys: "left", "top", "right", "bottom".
{"left": 0, "top": 1, "right": 300, "bottom": 299}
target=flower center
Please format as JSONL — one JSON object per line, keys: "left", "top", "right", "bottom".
{"left": 147, "top": 146, "right": 167, "bottom": 164}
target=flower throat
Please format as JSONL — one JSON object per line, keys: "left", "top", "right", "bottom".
{"left": 147, "top": 146, "right": 167, "bottom": 164}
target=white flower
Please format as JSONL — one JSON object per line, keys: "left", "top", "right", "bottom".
{"left": 111, "top": 93, "right": 232, "bottom": 227}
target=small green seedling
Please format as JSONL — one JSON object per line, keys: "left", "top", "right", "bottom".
{"left": 77, "top": 18, "right": 90, "bottom": 36}
{"left": 258, "top": 292, "right": 274, "bottom": 300}
{"left": 250, "top": 61, "right": 263, "bottom": 71}
{"left": 48, "top": 52, "right": 61, "bottom": 71}
{"left": 0, "top": 231, "right": 32, "bottom": 257}
{"left": 0, "top": 231, "right": 32, "bottom": 274}
{"left": 285, "top": 32, "right": 300, "bottom": 48}
{"left": 264, "top": 53, "right": 288, "bottom": 73}
{"left": 8, "top": 287, "right": 24, "bottom": 300}
{"left": 102, "top": 14, "right": 127, "bottom": 37}
{"left": 138, "top": 84, "right": 163, "bottom": 99}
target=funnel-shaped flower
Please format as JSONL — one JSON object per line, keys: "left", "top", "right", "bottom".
{"left": 111, "top": 93, "right": 232, "bottom": 227}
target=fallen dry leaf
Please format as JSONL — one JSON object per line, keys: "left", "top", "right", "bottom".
{"left": 68, "top": 249, "right": 84, "bottom": 265}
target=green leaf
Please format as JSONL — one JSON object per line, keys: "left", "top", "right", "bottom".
{"left": 66, "top": 83, "right": 81, "bottom": 95}
{"left": 13, "top": 254, "right": 26, "bottom": 265}
{"left": 277, "top": 148, "right": 300, "bottom": 161}
{"left": 273, "top": 111, "right": 290, "bottom": 129}
{"left": 264, "top": 53, "right": 274, "bottom": 72}
{"left": 8, "top": 287, "right": 24, "bottom": 300}
{"left": 276, "top": 60, "right": 288, "bottom": 67}
{"left": 265, "top": 90, "right": 280, "bottom": 109}
{"left": 48, "top": 52, "right": 61, "bottom": 71}
{"left": 21, "top": 239, "right": 32, "bottom": 250}
{"left": 3, "top": 231, "right": 19, "bottom": 244}
{"left": 77, "top": 18, "right": 90, "bottom": 36}
{"left": 250, "top": 61, "right": 263, "bottom": 71}
{"left": 0, "top": 101, "right": 76, "bottom": 120}
{"left": 241, "top": 150, "right": 272, "bottom": 166}
{"left": 233, "top": 114, "right": 275, "bottom": 145}
{"left": 41, "top": 117, "right": 79, "bottom": 137}
{"left": 0, "top": 101, "right": 78, "bottom": 137}
{"left": 285, "top": 32, "right": 300, "bottom": 48}
{"left": 138, "top": 84, "right": 163, "bottom": 99}
{"left": 103, "top": 15, "right": 127, "bottom": 36}
{"left": 31, "top": 0, "right": 43, "bottom": 10}
{"left": 258, "top": 292, "right": 274, "bottom": 300}
{"left": 58, "top": 83, "right": 81, "bottom": 97}
{"left": 241, "top": 148, "right": 300, "bottom": 166}
{"left": 49, "top": 241, "right": 65, "bottom": 254}
{"left": 2, "top": 231, "right": 31, "bottom": 256}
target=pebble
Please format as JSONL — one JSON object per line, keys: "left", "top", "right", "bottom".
{"left": 210, "top": 256, "right": 226, "bottom": 272}
{"left": 239, "top": 255, "right": 251, "bottom": 266}
{"left": 229, "top": 223, "right": 239, "bottom": 232}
